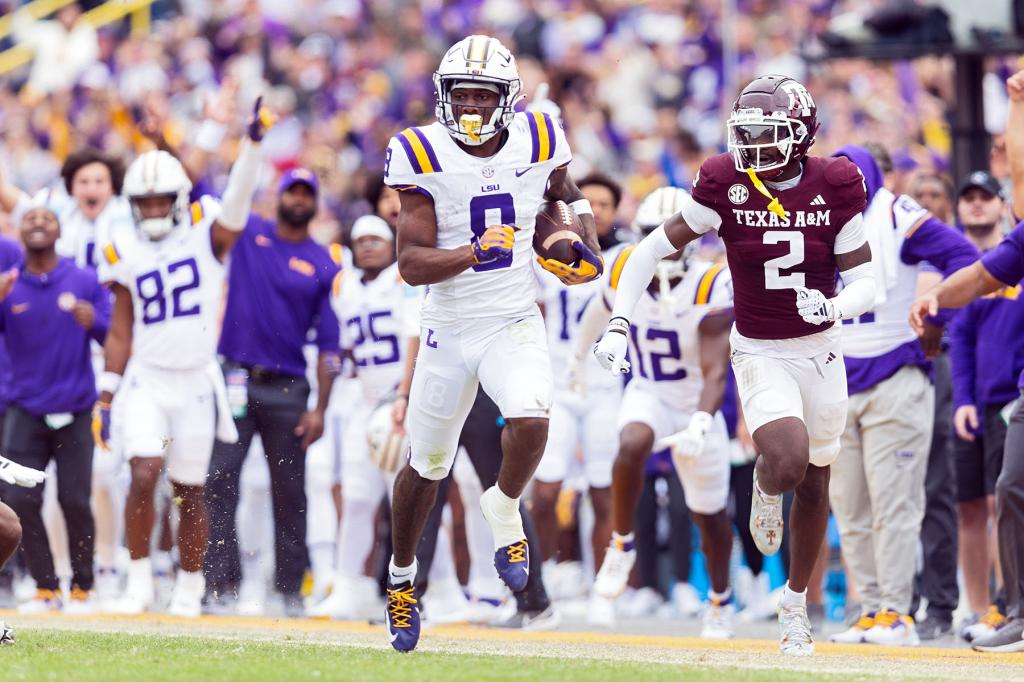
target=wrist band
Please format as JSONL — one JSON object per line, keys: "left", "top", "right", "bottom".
{"left": 607, "top": 316, "right": 629, "bottom": 334}
{"left": 195, "top": 120, "right": 227, "bottom": 153}
{"left": 568, "top": 198, "right": 593, "bottom": 216}
{"left": 98, "top": 371, "right": 122, "bottom": 395}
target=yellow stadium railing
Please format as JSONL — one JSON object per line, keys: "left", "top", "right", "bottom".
{"left": 0, "top": 0, "right": 155, "bottom": 77}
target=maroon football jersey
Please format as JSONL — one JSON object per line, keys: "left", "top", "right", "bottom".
{"left": 691, "top": 153, "right": 867, "bottom": 340}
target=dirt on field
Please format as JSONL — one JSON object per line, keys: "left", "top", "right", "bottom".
{"left": 5, "top": 611, "right": 1023, "bottom": 681}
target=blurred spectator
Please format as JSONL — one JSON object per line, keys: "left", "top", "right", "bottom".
{"left": 13, "top": 3, "right": 99, "bottom": 98}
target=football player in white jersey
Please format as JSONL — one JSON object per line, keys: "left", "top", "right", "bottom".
{"left": 582, "top": 187, "right": 737, "bottom": 638}
{"left": 0, "top": 456, "right": 46, "bottom": 644}
{"left": 532, "top": 173, "right": 628, "bottom": 620}
{"left": 91, "top": 100, "right": 272, "bottom": 617}
{"left": 310, "top": 214, "right": 423, "bottom": 619}
{"left": 381, "top": 35, "right": 603, "bottom": 651}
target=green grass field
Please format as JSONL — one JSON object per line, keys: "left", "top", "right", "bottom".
{"left": 0, "top": 630, "right": 931, "bottom": 682}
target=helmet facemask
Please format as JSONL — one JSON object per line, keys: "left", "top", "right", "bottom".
{"left": 129, "top": 191, "right": 188, "bottom": 241}
{"left": 435, "top": 76, "right": 517, "bottom": 146}
{"left": 727, "top": 109, "right": 808, "bottom": 178}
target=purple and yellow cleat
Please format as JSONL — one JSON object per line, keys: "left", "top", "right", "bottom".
{"left": 385, "top": 581, "right": 420, "bottom": 653}
{"left": 494, "top": 540, "right": 530, "bottom": 592}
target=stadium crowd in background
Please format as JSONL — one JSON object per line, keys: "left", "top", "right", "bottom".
{"left": 0, "top": 0, "right": 1023, "bottom": 656}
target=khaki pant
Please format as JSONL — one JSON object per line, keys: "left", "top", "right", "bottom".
{"left": 830, "top": 365, "right": 933, "bottom": 614}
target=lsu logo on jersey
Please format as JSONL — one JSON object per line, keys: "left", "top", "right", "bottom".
{"left": 289, "top": 257, "right": 315, "bottom": 277}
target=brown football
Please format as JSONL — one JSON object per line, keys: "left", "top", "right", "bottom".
{"left": 533, "top": 199, "right": 584, "bottom": 264}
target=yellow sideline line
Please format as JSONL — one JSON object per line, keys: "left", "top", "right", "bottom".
{"left": 5, "top": 610, "right": 1023, "bottom": 666}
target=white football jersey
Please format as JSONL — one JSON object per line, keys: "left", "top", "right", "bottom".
{"left": 841, "top": 190, "right": 931, "bottom": 358}
{"left": 384, "top": 112, "right": 572, "bottom": 326}
{"left": 104, "top": 195, "right": 226, "bottom": 370}
{"left": 332, "top": 262, "right": 423, "bottom": 403}
{"left": 58, "top": 195, "right": 134, "bottom": 280}
{"left": 605, "top": 248, "right": 733, "bottom": 412}
{"left": 536, "top": 242, "right": 629, "bottom": 391}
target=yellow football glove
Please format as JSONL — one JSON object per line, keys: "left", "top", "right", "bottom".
{"left": 537, "top": 240, "right": 604, "bottom": 285}
{"left": 472, "top": 225, "right": 517, "bottom": 264}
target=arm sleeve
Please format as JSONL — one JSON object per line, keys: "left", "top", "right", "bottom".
{"left": 89, "top": 277, "right": 113, "bottom": 344}
{"left": 948, "top": 304, "right": 978, "bottom": 409}
{"left": 573, "top": 293, "right": 612, "bottom": 362}
{"left": 980, "top": 222, "right": 1024, "bottom": 286}
{"left": 609, "top": 226, "right": 677, "bottom": 322}
{"left": 833, "top": 214, "right": 867, "bottom": 254}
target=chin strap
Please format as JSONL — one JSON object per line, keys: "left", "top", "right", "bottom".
{"left": 746, "top": 167, "right": 787, "bottom": 219}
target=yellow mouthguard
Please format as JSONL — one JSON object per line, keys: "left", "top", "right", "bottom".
{"left": 746, "top": 167, "right": 787, "bottom": 219}
{"left": 461, "top": 114, "right": 483, "bottom": 142}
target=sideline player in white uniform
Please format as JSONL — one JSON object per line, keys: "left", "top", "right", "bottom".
{"left": 0, "top": 455, "right": 46, "bottom": 643}
{"left": 310, "top": 215, "right": 423, "bottom": 619}
{"left": 582, "top": 188, "right": 736, "bottom": 637}
{"left": 594, "top": 76, "right": 875, "bottom": 655}
{"left": 382, "top": 35, "right": 603, "bottom": 651}
{"left": 532, "top": 175, "right": 628, "bottom": 601}
{"left": 92, "top": 100, "right": 271, "bottom": 616}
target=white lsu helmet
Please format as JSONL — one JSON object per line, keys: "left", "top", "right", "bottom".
{"left": 634, "top": 186, "right": 698, "bottom": 279}
{"left": 433, "top": 35, "right": 522, "bottom": 146}
{"left": 123, "top": 150, "right": 192, "bottom": 240}
{"left": 366, "top": 402, "right": 407, "bottom": 474}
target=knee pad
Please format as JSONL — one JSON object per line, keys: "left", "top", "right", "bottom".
{"left": 409, "top": 441, "right": 455, "bottom": 481}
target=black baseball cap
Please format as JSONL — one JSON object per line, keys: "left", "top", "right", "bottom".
{"left": 957, "top": 170, "right": 1003, "bottom": 200}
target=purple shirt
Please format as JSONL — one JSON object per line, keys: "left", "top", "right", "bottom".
{"left": 978, "top": 220, "right": 1024, "bottom": 393}
{"left": 0, "top": 258, "right": 110, "bottom": 417}
{"left": 0, "top": 237, "right": 24, "bottom": 413}
{"left": 218, "top": 215, "right": 340, "bottom": 377}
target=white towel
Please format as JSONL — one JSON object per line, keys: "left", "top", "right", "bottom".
{"left": 862, "top": 188, "right": 899, "bottom": 306}
{"left": 204, "top": 361, "right": 239, "bottom": 444}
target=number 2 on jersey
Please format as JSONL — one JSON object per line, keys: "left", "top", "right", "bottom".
{"left": 469, "top": 193, "right": 515, "bottom": 272}
{"left": 136, "top": 257, "right": 201, "bottom": 325}
{"left": 762, "top": 231, "right": 805, "bottom": 289}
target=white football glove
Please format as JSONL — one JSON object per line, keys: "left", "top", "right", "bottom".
{"left": 656, "top": 411, "right": 713, "bottom": 466}
{"left": 795, "top": 286, "right": 840, "bottom": 325}
{"left": 593, "top": 318, "right": 630, "bottom": 375}
{"left": 0, "top": 456, "right": 46, "bottom": 488}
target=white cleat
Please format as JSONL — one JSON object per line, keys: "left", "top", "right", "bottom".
{"left": 862, "top": 610, "right": 920, "bottom": 647}
{"left": 421, "top": 577, "right": 471, "bottom": 625}
{"left": 670, "top": 583, "right": 703, "bottom": 618}
{"left": 750, "top": 470, "right": 784, "bottom": 556}
{"left": 779, "top": 602, "right": 815, "bottom": 656}
{"left": 63, "top": 588, "right": 97, "bottom": 615}
{"left": 236, "top": 577, "right": 267, "bottom": 617}
{"left": 829, "top": 612, "right": 876, "bottom": 644}
{"left": 167, "top": 571, "right": 205, "bottom": 618}
{"left": 106, "top": 593, "right": 151, "bottom": 615}
{"left": 593, "top": 543, "right": 635, "bottom": 599}
{"left": 701, "top": 599, "right": 736, "bottom": 640}
{"left": 17, "top": 589, "right": 62, "bottom": 614}
{"left": 309, "top": 575, "right": 381, "bottom": 620}
{"left": 586, "top": 591, "right": 616, "bottom": 628}
{"left": 0, "top": 620, "right": 13, "bottom": 645}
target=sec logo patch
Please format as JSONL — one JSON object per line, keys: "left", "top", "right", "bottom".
{"left": 728, "top": 184, "right": 749, "bottom": 205}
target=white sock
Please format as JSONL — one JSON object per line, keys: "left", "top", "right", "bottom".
{"left": 389, "top": 557, "right": 417, "bottom": 585}
{"left": 486, "top": 486, "right": 520, "bottom": 518}
{"left": 151, "top": 550, "right": 173, "bottom": 576}
{"left": 781, "top": 583, "right": 807, "bottom": 609}
{"left": 126, "top": 558, "right": 154, "bottom": 596}
{"left": 755, "top": 479, "right": 781, "bottom": 502}
{"left": 482, "top": 486, "right": 525, "bottom": 549}
{"left": 709, "top": 587, "right": 732, "bottom": 603}
{"left": 309, "top": 542, "right": 335, "bottom": 584}
{"left": 176, "top": 569, "right": 205, "bottom": 596}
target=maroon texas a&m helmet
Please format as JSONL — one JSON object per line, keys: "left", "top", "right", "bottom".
{"left": 726, "top": 75, "right": 820, "bottom": 179}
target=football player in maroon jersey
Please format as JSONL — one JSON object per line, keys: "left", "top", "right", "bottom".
{"left": 594, "top": 75, "right": 875, "bottom": 656}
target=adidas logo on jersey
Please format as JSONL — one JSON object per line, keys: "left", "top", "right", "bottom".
{"left": 810, "top": 194, "right": 827, "bottom": 206}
